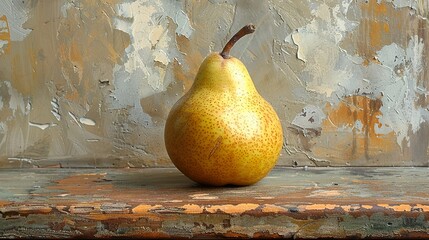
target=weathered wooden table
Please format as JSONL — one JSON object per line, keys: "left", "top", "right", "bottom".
{"left": 0, "top": 167, "right": 428, "bottom": 239}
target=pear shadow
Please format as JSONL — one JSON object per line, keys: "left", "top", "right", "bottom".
{"left": 196, "top": 182, "right": 256, "bottom": 189}
{"left": 110, "top": 168, "right": 198, "bottom": 189}
{"left": 109, "top": 168, "right": 257, "bottom": 191}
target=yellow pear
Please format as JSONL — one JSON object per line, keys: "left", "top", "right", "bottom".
{"left": 164, "top": 24, "right": 283, "bottom": 186}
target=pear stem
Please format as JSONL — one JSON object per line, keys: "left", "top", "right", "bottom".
{"left": 220, "top": 24, "right": 256, "bottom": 59}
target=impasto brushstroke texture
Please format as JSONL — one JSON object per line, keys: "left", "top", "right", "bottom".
{"left": 0, "top": 0, "right": 427, "bottom": 167}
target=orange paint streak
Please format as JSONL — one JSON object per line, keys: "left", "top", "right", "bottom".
{"left": 357, "top": 0, "right": 403, "bottom": 63}
{"left": 70, "top": 41, "right": 83, "bottom": 66}
{"left": 367, "top": 20, "right": 390, "bottom": 52}
{"left": 383, "top": 22, "right": 390, "bottom": 33}
{"left": 70, "top": 41, "right": 84, "bottom": 84}
{"left": 362, "top": 0, "right": 390, "bottom": 50}
{"left": 16, "top": 205, "right": 53, "bottom": 215}
{"left": 49, "top": 173, "right": 114, "bottom": 196}
{"left": 299, "top": 204, "right": 427, "bottom": 213}
{"left": 369, "top": 21, "right": 383, "bottom": 49}
{"left": 65, "top": 90, "right": 80, "bottom": 102}
{"left": 58, "top": 43, "right": 81, "bottom": 101}
{"left": 322, "top": 96, "right": 396, "bottom": 160}
{"left": 361, "top": 0, "right": 388, "bottom": 15}
{"left": 85, "top": 213, "right": 140, "bottom": 221}
{"left": 324, "top": 96, "right": 382, "bottom": 132}
{"left": 58, "top": 43, "right": 68, "bottom": 59}
{"left": 0, "top": 15, "right": 11, "bottom": 54}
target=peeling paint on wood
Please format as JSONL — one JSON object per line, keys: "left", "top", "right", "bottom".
{"left": 0, "top": 167, "right": 428, "bottom": 238}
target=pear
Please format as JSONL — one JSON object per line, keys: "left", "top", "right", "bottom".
{"left": 164, "top": 24, "right": 283, "bottom": 186}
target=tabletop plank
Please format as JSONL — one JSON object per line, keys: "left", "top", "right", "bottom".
{"left": 0, "top": 167, "right": 428, "bottom": 239}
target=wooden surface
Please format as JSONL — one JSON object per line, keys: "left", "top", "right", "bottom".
{"left": 0, "top": 167, "right": 429, "bottom": 239}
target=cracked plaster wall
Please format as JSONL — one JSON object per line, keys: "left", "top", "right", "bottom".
{"left": 0, "top": 0, "right": 428, "bottom": 167}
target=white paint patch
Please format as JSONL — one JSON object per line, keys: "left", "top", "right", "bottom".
{"left": 162, "top": 199, "right": 183, "bottom": 203}
{"left": 174, "top": 10, "right": 194, "bottom": 38}
{"left": 50, "top": 98, "right": 61, "bottom": 121}
{"left": 60, "top": 1, "right": 74, "bottom": 17}
{"left": 375, "top": 36, "right": 428, "bottom": 147}
{"left": 68, "top": 111, "right": 81, "bottom": 127}
{"left": 309, "top": 189, "right": 342, "bottom": 197}
{"left": 7, "top": 157, "right": 33, "bottom": 164}
{"left": 386, "top": 0, "right": 418, "bottom": 9}
{"left": 377, "top": 43, "right": 406, "bottom": 70}
{"left": 354, "top": 120, "right": 363, "bottom": 133}
{"left": 114, "top": 2, "right": 158, "bottom": 73}
{"left": 0, "top": 0, "right": 32, "bottom": 41}
{"left": 255, "top": 196, "right": 274, "bottom": 200}
{"left": 0, "top": 81, "right": 29, "bottom": 116}
{"left": 406, "top": 36, "right": 425, "bottom": 82}
{"left": 0, "top": 122, "right": 6, "bottom": 150}
{"left": 0, "top": 40, "right": 8, "bottom": 54}
{"left": 79, "top": 117, "right": 96, "bottom": 126}
{"left": 0, "top": 18, "right": 7, "bottom": 32}
{"left": 111, "top": 1, "right": 190, "bottom": 124}
{"left": 292, "top": 105, "right": 325, "bottom": 130}
{"left": 287, "top": 1, "right": 359, "bottom": 97}
{"left": 29, "top": 122, "right": 57, "bottom": 130}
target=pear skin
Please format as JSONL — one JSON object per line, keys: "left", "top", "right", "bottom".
{"left": 164, "top": 25, "right": 283, "bottom": 186}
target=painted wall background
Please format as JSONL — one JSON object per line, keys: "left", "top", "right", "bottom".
{"left": 0, "top": 0, "right": 428, "bottom": 168}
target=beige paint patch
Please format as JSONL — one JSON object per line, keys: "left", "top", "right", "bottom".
{"left": 132, "top": 204, "right": 162, "bottom": 214}
{"left": 414, "top": 204, "right": 429, "bottom": 212}
{"left": 206, "top": 204, "right": 260, "bottom": 214}
{"left": 303, "top": 204, "right": 340, "bottom": 211}
{"left": 309, "top": 190, "right": 342, "bottom": 197}
{"left": 361, "top": 205, "right": 373, "bottom": 210}
{"left": 262, "top": 204, "right": 286, "bottom": 213}
{"left": 182, "top": 204, "right": 204, "bottom": 214}
{"left": 190, "top": 193, "right": 219, "bottom": 200}
{"left": 378, "top": 204, "right": 412, "bottom": 212}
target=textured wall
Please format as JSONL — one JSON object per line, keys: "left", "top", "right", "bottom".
{"left": 0, "top": 0, "right": 427, "bottom": 168}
